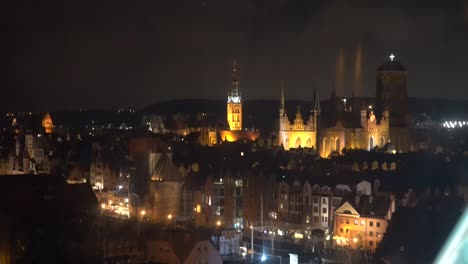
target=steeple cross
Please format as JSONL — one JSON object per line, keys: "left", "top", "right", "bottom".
{"left": 389, "top": 54, "right": 395, "bottom": 61}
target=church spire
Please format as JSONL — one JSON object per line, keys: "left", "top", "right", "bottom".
{"left": 227, "top": 59, "right": 242, "bottom": 130}
{"left": 228, "top": 59, "right": 241, "bottom": 103}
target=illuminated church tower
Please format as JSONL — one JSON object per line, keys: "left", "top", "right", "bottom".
{"left": 227, "top": 60, "right": 242, "bottom": 130}
{"left": 42, "top": 112, "right": 54, "bottom": 134}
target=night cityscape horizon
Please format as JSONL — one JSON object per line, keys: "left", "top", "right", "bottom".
{"left": 4, "top": 1, "right": 468, "bottom": 264}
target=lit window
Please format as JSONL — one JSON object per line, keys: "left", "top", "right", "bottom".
{"left": 360, "top": 220, "right": 365, "bottom": 226}
{"left": 280, "top": 203, "right": 283, "bottom": 209}
{"left": 354, "top": 219, "right": 358, "bottom": 225}
{"left": 377, "top": 232, "right": 381, "bottom": 238}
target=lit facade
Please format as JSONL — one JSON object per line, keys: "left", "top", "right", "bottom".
{"left": 333, "top": 201, "right": 392, "bottom": 252}
{"left": 89, "top": 152, "right": 116, "bottom": 191}
{"left": 320, "top": 107, "right": 390, "bottom": 158}
{"left": 278, "top": 86, "right": 320, "bottom": 150}
{"left": 42, "top": 112, "right": 54, "bottom": 134}
{"left": 279, "top": 55, "right": 407, "bottom": 157}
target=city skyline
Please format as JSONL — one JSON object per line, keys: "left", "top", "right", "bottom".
{"left": 6, "top": 0, "right": 468, "bottom": 112}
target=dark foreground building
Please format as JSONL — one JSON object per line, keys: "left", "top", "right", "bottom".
{"left": 0, "top": 174, "right": 100, "bottom": 263}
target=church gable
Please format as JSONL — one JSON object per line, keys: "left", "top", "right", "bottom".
{"left": 335, "top": 201, "right": 360, "bottom": 217}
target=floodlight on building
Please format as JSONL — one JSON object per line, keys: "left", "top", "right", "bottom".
{"left": 168, "top": 214, "right": 173, "bottom": 220}
{"left": 294, "top": 233, "right": 304, "bottom": 239}
{"left": 353, "top": 238, "right": 358, "bottom": 243}
{"left": 216, "top": 220, "right": 221, "bottom": 226}
{"left": 141, "top": 210, "right": 146, "bottom": 216}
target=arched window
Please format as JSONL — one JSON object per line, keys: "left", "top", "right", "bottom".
{"left": 306, "top": 138, "right": 312, "bottom": 148}
{"left": 380, "top": 137, "right": 385, "bottom": 147}
{"left": 330, "top": 137, "right": 335, "bottom": 152}
{"left": 285, "top": 137, "right": 289, "bottom": 150}
{"left": 295, "top": 137, "right": 301, "bottom": 148}
{"left": 370, "top": 136, "right": 374, "bottom": 150}
{"left": 336, "top": 138, "right": 341, "bottom": 153}
{"left": 322, "top": 138, "right": 328, "bottom": 157}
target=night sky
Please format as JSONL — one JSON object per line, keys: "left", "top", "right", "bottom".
{"left": 6, "top": 0, "right": 468, "bottom": 112}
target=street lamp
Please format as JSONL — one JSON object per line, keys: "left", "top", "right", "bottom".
{"left": 259, "top": 253, "right": 282, "bottom": 264}
{"left": 250, "top": 226, "right": 254, "bottom": 262}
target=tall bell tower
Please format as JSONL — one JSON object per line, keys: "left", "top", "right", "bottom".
{"left": 227, "top": 60, "right": 242, "bottom": 130}
{"left": 376, "top": 54, "right": 409, "bottom": 128}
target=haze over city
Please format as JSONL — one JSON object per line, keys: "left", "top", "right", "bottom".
{"left": 7, "top": 0, "right": 468, "bottom": 112}
{"left": 3, "top": 1, "right": 468, "bottom": 264}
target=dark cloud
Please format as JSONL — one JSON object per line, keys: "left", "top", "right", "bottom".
{"left": 5, "top": 0, "right": 468, "bottom": 112}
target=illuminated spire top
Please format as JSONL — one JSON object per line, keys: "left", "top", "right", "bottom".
{"left": 228, "top": 59, "right": 241, "bottom": 103}
{"left": 389, "top": 53, "right": 395, "bottom": 61}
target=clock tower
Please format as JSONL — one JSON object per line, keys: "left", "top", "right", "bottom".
{"left": 227, "top": 60, "right": 242, "bottom": 130}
